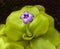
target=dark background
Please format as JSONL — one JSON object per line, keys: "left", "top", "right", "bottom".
{"left": 0, "top": 0, "right": 60, "bottom": 32}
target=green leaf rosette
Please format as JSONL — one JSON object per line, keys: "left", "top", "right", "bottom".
{"left": 0, "top": 5, "right": 60, "bottom": 49}
{"left": 26, "top": 38, "right": 56, "bottom": 49}
{"left": 42, "top": 27, "right": 60, "bottom": 46}
{"left": 57, "top": 44, "right": 60, "bottom": 49}
{"left": 0, "top": 24, "right": 5, "bottom": 35}
{"left": 5, "top": 43, "right": 24, "bottom": 49}
{"left": 0, "top": 36, "right": 24, "bottom": 49}
{"left": 4, "top": 5, "right": 49, "bottom": 41}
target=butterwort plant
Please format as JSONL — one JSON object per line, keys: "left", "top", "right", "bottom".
{"left": 0, "top": 5, "right": 60, "bottom": 49}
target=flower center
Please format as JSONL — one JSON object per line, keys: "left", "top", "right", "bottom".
{"left": 24, "top": 14, "right": 29, "bottom": 18}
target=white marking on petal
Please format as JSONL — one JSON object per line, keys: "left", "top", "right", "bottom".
{"left": 24, "top": 11, "right": 28, "bottom": 15}
{"left": 20, "top": 14, "right": 24, "bottom": 19}
{"left": 24, "top": 18, "right": 28, "bottom": 24}
{"left": 29, "top": 14, "right": 34, "bottom": 18}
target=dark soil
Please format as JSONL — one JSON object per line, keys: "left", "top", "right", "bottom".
{"left": 0, "top": 0, "right": 60, "bottom": 32}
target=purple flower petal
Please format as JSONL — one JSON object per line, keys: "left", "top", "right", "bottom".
{"left": 24, "top": 18, "right": 28, "bottom": 24}
{"left": 20, "top": 14, "right": 24, "bottom": 19}
{"left": 28, "top": 16, "right": 33, "bottom": 22}
{"left": 24, "top": 11, "right": 28, "bottom": 15}
{"left": 29, "top": 14, "right": 34, "bottom": 17}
